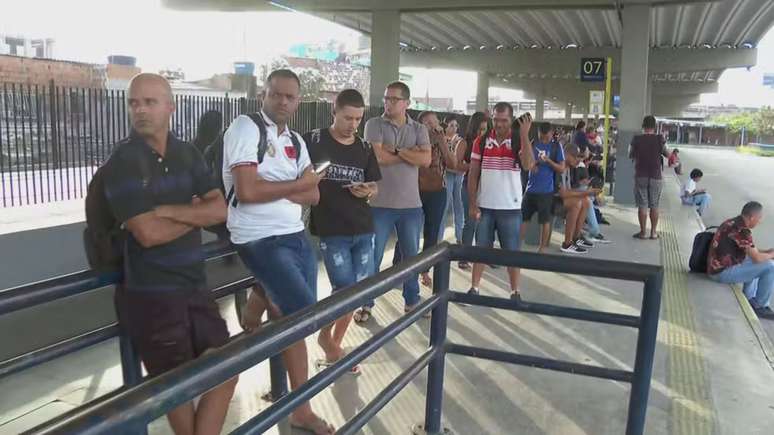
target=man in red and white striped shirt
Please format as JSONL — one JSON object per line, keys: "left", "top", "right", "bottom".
{"left": 466, "top": 102, "right": 534, "bottom": 301}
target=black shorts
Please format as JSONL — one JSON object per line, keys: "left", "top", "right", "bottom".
{"left": 115, "top": 287, "right": 230, "bottom": 376}
{"left": 522, "top": 192, "right": 555, "bottom": 224}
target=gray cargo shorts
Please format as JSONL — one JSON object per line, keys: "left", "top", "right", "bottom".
{"left": 634, "top": 177, "right": 663, "bottom": 209}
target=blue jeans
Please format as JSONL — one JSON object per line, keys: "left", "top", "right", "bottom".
{"left": 476, "top": 209, "right": 522, "bottom": 251}
{"left": 370, "top": 207, "right": 423, "bottom": 307}
{"left": 320, "top": 234, "right": 375, "bottom": 292}
{"left": 461, "top": 176, "right": 478, "bottom": 248}
{"left": 585, "top": 197, "right": 601, "bottom": 237}
{"left": 711, "top": 257, "right": 774, "bottom": 309}
{"left": 235, "top": 231, "right": 317, "bottom": 316}
{"left": 444, "top": 172, "right": 465, "bottom": 242}
{"left": 683, "top": 193, "right": 712, "bottom": 216}
{"left": 394, "top": 190, "right": 448, "bottom": 270}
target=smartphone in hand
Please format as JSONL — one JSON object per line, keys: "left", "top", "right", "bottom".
{"left": 314, "top": 161, "right": 331, "bottom": 174}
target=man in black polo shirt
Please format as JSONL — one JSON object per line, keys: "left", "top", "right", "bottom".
{"left": 104, "top": 73, "right": 236, "bottom": 435}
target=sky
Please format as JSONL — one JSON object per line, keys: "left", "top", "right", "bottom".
{"left": 3, "top": 0, "right": 773, "bottom": 110}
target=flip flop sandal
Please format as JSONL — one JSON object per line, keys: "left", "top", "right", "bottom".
{"left": 314, "top": 358, "right": 362, "bottom": 376}
{"left": 289, "top": 416, "right": 335, "bottom": 435}
{"left": 632, "top": 232, "right": 648, "bottom": 239}
{"left": 353, "top": 307, "right": 371, "bottom": 324}
{"left": 650, "top": 234, "right": 660, "bottom": 240}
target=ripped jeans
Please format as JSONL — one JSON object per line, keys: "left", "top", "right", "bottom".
{"left": 319, "top": 233, "right": 376, "bottom": 293}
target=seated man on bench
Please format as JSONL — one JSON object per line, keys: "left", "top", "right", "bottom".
{"left": 556, "top": 144, "right": 602, "bottom": 254}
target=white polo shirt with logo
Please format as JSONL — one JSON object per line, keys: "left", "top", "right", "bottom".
{"left": 222, "top": 110, "right": 311, "bottom": 244}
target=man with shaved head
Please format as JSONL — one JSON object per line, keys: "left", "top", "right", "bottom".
{"left": 103, "top": 73, "right": 237, "bottom": 434}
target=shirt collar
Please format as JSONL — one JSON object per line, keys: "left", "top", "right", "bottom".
{"left": 382, "top": 113, "right": 415, "bottom": 128}
{"left": 260, "top": 109, "right": 292, "bottom": 138}
{"left": 487, "top": 129, "right": 512, "bottom": 145}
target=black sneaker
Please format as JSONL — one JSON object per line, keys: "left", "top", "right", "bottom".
{"left": 576, "top": 238, "right": 595, "bottom": 249}
{"left": 510, "top": 292, "right": 522, "bottom": 304}
{"left": 753, "top": 306, "right": 774, "bottom": 320}
{"left": 599, "top": 218, "right": 611, "bottom": 225}
{"left": 590, "top": 234, "right": 612, "bottom": 244}
{"left": 561, "top": 243, "right": 588, "bottom": 254}
{"left": 467, "top": 288, "right": 479, "bottom": 296}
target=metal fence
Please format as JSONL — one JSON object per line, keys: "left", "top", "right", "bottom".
{"left": 1, "top": 241, "right": 663, "bottom": 435}
{"left": 0, "top": 81, "right": 467, "bottom": 208}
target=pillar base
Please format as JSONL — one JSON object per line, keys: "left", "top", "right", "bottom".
{"left": 411, "top": 423, "right": 453, "bottom": 435}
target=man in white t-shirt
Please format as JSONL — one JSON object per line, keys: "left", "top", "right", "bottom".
{"left": 466, "top": 103, "right": 534, "bottom": 301}
{"left": 223, "top": 69, "right": 333, "bottom": 435}
{"left": 681, "top": 168, "right": 711, "bottom": 216}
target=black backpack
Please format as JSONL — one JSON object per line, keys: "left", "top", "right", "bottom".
{"left": 689, "top": 226, "right": 718, "bottom": 273}
{"left": 83, "top": 151, "right": 150, "bottom": 273}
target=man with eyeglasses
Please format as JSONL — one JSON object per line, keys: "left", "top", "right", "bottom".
{"left": 353, "top": 82, "right": 431, "bottom": 324}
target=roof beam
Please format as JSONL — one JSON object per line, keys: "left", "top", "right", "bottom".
{"left": 400, "top": 47, "right": 756, "bottom": 75}
{"left": 163, "top": 0, "right": 718, "bottom": 13}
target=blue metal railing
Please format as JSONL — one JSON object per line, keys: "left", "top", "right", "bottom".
{"left": 3, "top": 242, "right": 663, "bottom": 435}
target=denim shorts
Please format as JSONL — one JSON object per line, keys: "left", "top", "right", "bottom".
{"left": 475, "top": 208, "right": 523, "bottom": 251}
{"left": 319, "top": 233, "right": 375, "bottom": 292}
{"left": 235, "top": 231, "right": 317, "bottom": 316}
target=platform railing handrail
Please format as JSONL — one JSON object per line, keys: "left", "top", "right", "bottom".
{"left": 23, "top": 242, "right": 663, "bottom": 435}
{"left": 0, "top": 240, "right": 234, "bottom": 316}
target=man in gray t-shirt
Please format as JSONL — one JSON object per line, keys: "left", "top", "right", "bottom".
{"left": 354, "top": 81, "right": 431, "bottom": 323}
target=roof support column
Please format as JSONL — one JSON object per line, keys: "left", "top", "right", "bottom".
{"left": 535, "top": 92, "right": 545, "bottom": 121}
{"left": 369, "top": 9, "right": 401, "bottom": 107}
{"left": 476, "top": 71, "right": 490, "bottom": 113}
{"left": 565, "top": 104, "right": 573, "bottom": 124}
{"left": 614, "top": 4, "right": 651, "bottom": 205}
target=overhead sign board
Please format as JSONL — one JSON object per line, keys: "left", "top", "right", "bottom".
{"left": 581, "top": 58, "right": 606, "bottom": 82}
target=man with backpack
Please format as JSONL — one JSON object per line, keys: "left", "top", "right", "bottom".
{"left": 466, "top": 103, "right": 534, "bottom": 301}
{"left": 708, "top": 201, "right": 774, "bottom": 320}
{"left": 222, "top": 69, "right": 333, "bottom": 435}
{"left": 98, "top": 73, "right": 236, "bottom": 435}
{"left": 520, "top": 121, "right": 566, "bottom": 253}
{"left": 302, "top": 89, "right": 380, "bottom": 374}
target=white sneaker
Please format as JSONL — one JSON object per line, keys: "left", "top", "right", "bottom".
{"left": 576, "top": 238, "right": 595, "bottom": 249}
{"left": 561, "top": 243, "right": 588, "bottom": 254}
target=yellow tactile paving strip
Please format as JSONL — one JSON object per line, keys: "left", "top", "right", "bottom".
{"left": 660, "top": 215, "right": 718, "bottom": 435}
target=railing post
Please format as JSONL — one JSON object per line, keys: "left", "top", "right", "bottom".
{"left": 264, "top": 309, "right": 288, "bottom": 402}
{"left": 118, "top": 329, "right": 148, "bottom": 435}
{"left": 625, "top": 273, "right": 664, "bottom": 435}
{"left": 419, "top": 258, "right": 450, "bottom": 434}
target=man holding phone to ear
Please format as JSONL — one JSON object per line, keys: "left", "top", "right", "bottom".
{"left": 303, "top": 89, "right": 381, "bottom": 372}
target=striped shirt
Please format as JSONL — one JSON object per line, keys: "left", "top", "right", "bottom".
{"left": 471, "top": 130, "right": 523, "bottom": 210}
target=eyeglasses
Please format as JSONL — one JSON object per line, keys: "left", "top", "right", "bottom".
{"left": 383, "top": 96, "right": 407, "bottom": 104}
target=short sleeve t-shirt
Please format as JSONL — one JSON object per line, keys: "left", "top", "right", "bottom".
{"left": 104, "top": 133, "right": 217, "bottom": 292}
{"left": 303, "top": 128, "right": 382, "bottom": 238}
{"left": 364, "top": 114, "right": 431, "bottom": 209}
{"left": 630, "top": 134, "right": 667, "bottom": 179}
{"left": 707, "top": 216, "right": 755, "bottom": 275}
{"left": 574, "top": 130, "right": 591, "bottom": 153}
{"left": 526, "top": 140, "right": 564, "bottom": 194}
{"left": 470, "top": 131, "right": 523, "bottom": 210}
{"left": 682, "top": 179, "right": 697, "bottom": 199}
{"left": 222, "top": 111, "right": 312, "bottom": 244}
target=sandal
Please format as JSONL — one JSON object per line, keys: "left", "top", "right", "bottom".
{"left": 353, "top": 307, "right": 372, "bottom": 324}
{"left": 632, "top": 232, "right": 648, "bottom": 240}
{"left": 405, "top": 301, "right": 432, "bottom": 318}
{"left": 314, "top": 358, "right": 362, "bottom": 376}
{"left": 289, "top": 415, "right": 335, "bottom": 435}
{"left": 650, "top": 234, "right": 660, "bottom": 240}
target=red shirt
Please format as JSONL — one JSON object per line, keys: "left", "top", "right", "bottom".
{"left": 707, "top": 216, "right": 755, "bottom": 275}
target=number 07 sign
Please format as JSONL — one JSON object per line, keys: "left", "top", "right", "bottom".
{"left": 581, "top": 58, "right": 606, "bottom": 82}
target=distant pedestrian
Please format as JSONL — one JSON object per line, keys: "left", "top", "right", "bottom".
{"left": 630, "top": 115, "right": 669, "bottom": 240}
